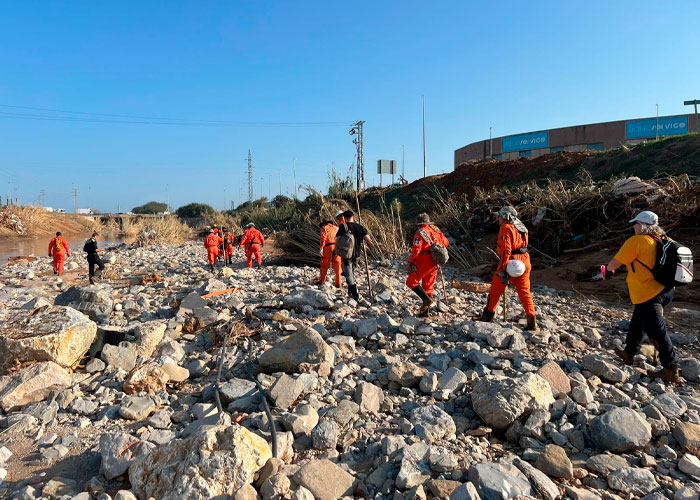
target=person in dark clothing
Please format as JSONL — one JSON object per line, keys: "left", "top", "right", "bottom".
{"left": 83, "top": 232, "right": 105, "bottom": 284}
{"left": 335, "top": 210, "right": 371, "bottom": 301}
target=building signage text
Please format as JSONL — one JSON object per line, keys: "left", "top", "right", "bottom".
{"left": 502, "top": 130, "right": 549, "bottom": 152}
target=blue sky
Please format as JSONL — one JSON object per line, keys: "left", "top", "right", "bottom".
{"left": 1, "top": 1, "right": 698, "bottom": 212}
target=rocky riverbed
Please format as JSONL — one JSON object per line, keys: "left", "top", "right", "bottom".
{"left": 0, "top": 241, "right": 699, "bottom": 500}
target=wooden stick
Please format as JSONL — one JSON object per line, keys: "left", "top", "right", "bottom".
{"left": 439, "top": 266, "right": 449, "bottom": 303}
{"left": 502, "top": 285, "right": 508, "bottom": 322}
{"left": 201, "top": 287, "right": 241, "bottom": 299}
{"left": 354, "top": 191, "right": 373, "bottom": 298}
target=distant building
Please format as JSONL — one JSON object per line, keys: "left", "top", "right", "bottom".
{"left": 454, "top": 114, "right": 699, "bottom": 167}
{"left": 76, "top": 208, "right": 93, "bottom": 215}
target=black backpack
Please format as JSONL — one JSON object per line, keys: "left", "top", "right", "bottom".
{"left": 636, "top": 236, "right": 694, "bottom": 287}
{"left": 334, "top": 223, "right": 355, "bottom": 259}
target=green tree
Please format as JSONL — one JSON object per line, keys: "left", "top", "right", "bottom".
{"left": 133, "top": 201, "right": 169, "bottom": 214}
{"left": 271, "top": 195, "right": 293, "bottom": 208}
{"left": 176, "top": 203, "right": 215, "bottom": 218}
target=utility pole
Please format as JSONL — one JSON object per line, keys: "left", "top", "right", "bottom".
{"left": 422, "top": 95, "right": 427, "bottom": 178}
{"left": 293, "top": 158, "right": 298, "bottom": 200}
{"left": 401, "top": 144, "right": 405, "bottom": 180}
{"left": 73, "top": 188, "right": 79, "bottom": 213}
{"left": 684, "top": 99, "right": 700, "bottom": 133}
{"left": 247, "top": 150, "right": 254, "bottom": 202}
{"left": 656, "top": 104, "right": 659, "bottom": 141}
{"left": 349, "top": 121, "right": 365, "bottom": 191}
{"left": 489, "top": 126, "right": 493, "bottom": 158}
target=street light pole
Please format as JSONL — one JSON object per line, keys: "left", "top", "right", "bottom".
{"left": 656, "top": 104, "right": 659, "bottom": 141}
{"left": 684, "top": 99, "right": 700, "bottom": 133}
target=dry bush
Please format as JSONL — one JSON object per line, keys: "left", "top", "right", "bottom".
{"left": 0, "top": 206, "right": 95, "bottom": 236}
{"left": 135, "top": 216, "right": 195, "bottom": 246}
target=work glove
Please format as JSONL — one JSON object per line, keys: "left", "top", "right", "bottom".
{"left": 48, "top": 253, "right": 52, "bottom": 257}
{"left": 406, "top": 262, "right": 417, "bottom": 273}
{"left": 600, "top": 265, "right": 615, "bottom": 280}
{"left": 498, "top": 271, "right": 509, "bottom": 285}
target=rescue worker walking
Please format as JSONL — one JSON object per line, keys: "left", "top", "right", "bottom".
{"left": 319, "top": 220, "right": 342, "bottom": 287}
{"left": 335, "top": 210, "right": 371, "bottom": 301}
{"left": 603, "top": 211, "right": 680, "bottom": 383}
{"left": 479, "top": 206, "right": 538, "bottom": 330}
{"left": 83, "top": 232, "right": 105, "bottom": 284}
{"left": 240, "top": 223, "right": 265, "bottom": 269}
{"left": 222, "top": 226, "right": 234, "bottom": 265}
{"left": 48, "top": 231, "right": 71, "bottom": 275}
{"left": 204, "top": 228, "right": 222, "bottom": 272}
{"left": 212, "top": 224, "right": 223, "bottom": 260}
{"left": 406, "top": 214, "right": 449, "bottom": 317}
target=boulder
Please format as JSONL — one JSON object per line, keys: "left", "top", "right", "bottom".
{"left": 673, "top": 422, "right": 700, "bottom": 454}
{"left": 282, "top": 289, "right": 334, "bottom": 309}
{"left": 133, "top": 321, "right": 166, "bottom": 360}
{"left": 219, "top": 378, "right": 258, "bottom": 404}
{"left": 354, "top": 381, "right": 384, "bottom": 414}
{"left": 294, "top": 459, "right": 354, "bottom": 500}
{"left": 129, "top": 422, "right": 271, "bottom": 500}
{"left": 101, "top": 342, "right": 138, "bottom": 372}
{"left": 590, "top": 407, "right": 651, "bottom": 452}
{"left": 537, "top": 360, "right": 571, "bottom": 395}
{"left": 119, "top": 395, "right": 156, "bottom": 420}
{"left": 0, "top": 306, "right": 96, "bottom": 374}
{"left": 259, "top": 328, "right": 335, "bottom": 374}
{"left": 535, "top": 444, "right": 573, "bottom": 479}
{"left": 607, "top": 467, "right": 659, "bottom": 496}
{"left": 471, "top": 374, "right": 554, "bottom": 429}
{"left": 0, "top": 362, "right": 72, "bottom": 412}
{"left": 388, "top": 362, "right": 428, "bottom": 387}
{"left": 411, "top": 405, "right": 456, "bottom": 442}
{"left": 123, "top": 363, "right": 169, "bottom": 395}
{"left": 179, "top": 292, "right": 207, "bottom": 311}
{"left": 269, "top": 374, "right": 305, "bottom": 409}
{"left": 161, "top": 363, "right": 189, "bottom": 383}
{"left": 100, "top": 433, "right": 153, "bottom": 480}
{"left": 513, "top": 457, "right": 560, "bottom": 500}
{"left": 650, "top": 392, "right": 687, "bottom": 419}
{"left": 679, "top": 454, "right": 700, "bottom": 480}
{"left": 468, "top": 462, "right": 534, "bottom": 500}
{"left": 55, "top": 285, "right": 114, "bottom": 322}
{"left": 585, "top": 453, "right": 629, "bottom": 475}
{"left": 450, "top": 482, "right": 482, "bottom": 500}
{"left": 581, "top": 354, "right": 628, "bottom": 383}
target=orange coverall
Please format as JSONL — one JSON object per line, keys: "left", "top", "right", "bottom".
{"left": 204, "top": 233, "right": 222, "bottom": 265}
{"left": 406, "top": 224, "right": 449, "bottom": 296}
{"left": 319, "top": 223, "right": 342, "bottom": 286}
{"left": 48, "top": 236, "right": 70, "bottom": 274}
{"left": 240, "top": 227, "right": 265, "bottom": 267}
{"left": 485, "top": 223, "right": 536, "bottom": 316}
{"left": 223, "top": 232, "right": 234, "bottom": 258}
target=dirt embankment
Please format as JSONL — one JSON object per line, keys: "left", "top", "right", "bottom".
{"left": 0, "top": 206, "right": 97, "bottom": 238}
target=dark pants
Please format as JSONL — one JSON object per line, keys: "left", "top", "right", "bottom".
{"left": 342, "top": 258, "right": 356, "bottom": 286}
{"left": 625, "top": 287, "right": 677, "bottom": 368}
{"left": 88, "top": 256, "right": 105, "bottom": 278}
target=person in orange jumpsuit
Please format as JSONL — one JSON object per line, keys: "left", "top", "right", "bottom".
{"left": 204, "top": 229, "right": 222, "bottom": 272}
{"left": 478, "top": 206, "right": 538, "bottom": 330}
{"left": 212, "top": 224, "right": 223, "bottom": 260}
{"left": 48, "top": 231, "right": 71, "bottom": 275}
{"left": 240, "top": 223, "right": 265, "bottom": 269}
{"left": 319, "top": 220, "right": 342, "bottom": 287}
{"left": 222, "top": 226, "right": 235, "bottom": 265}
{"left": 406, "top": 214, "right": 449, "bottom": 316}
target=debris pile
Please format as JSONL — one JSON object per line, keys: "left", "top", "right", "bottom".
{"left": 0, "top": 240, "right": 699, "bottom": 500}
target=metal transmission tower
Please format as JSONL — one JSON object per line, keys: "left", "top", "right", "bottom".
{"left": 349, "top": 121, "right": 365, "bottom": 191}
{"left": 247, "top": 150, "right": 254, "bottom": 202}
{"left": 73, "top": 188, "right": 79, "bottom": 213}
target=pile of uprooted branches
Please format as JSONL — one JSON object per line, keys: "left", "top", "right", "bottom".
{"left": 426, "top": 171, "right": 700, "bottom": 267}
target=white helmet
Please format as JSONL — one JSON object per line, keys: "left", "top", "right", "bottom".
{"left": 506, "top": 259, "right": 526, "bottom": 277}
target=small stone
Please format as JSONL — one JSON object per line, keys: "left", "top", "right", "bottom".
{"left": 590, "top": 407, "right": 651, "bottom": 452}
{"left": 119, "top": 395, "right": 156, "bottom": 420}
{"left": 679, "top": 454, "right": 700, "bottom": 480}
{"left": 86, "top": 358, "right": 106, "bottom": 373}
{"left": 535, "top": 444, "right": 573, "bottom": 479}
{"left": 269, "top": 374, "right": 305, "bottom": 409}
{"left": 354, "top": 381, "right": 384, "bottom": 414}
{"left": 536, "top": 360, "right": 571, "bottom": 395}
{"left": 312, "top": 420, "right": 339, "bottom": 450}
{"left": 607, "top": 467, "right": 659, "bottom": 496}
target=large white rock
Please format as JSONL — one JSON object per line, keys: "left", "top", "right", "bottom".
{"left": 259, "top": 328, "right": 335, "bottom": 374}
{"left": 129, "top": 422, "right": 271, "bottom": 499}
{"left": 0, "top": 362, "right": 72, "bottom": 412}
{"left": 134, "top": 321, "right": 166, "bottom": 360}
{"left": 0, "top": 306, "right": 97, "bottom": 374}
{"left": 471, "top": 374, "right": 555, "bottom": 429}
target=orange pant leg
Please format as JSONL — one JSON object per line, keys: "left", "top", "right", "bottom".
{"left": 486, "top": 273, "right": 507, "bottom": 313}
{"left": 406, "top": 255, "right": 438, "bottom": 295}
{"left": 421, "top": 266, "right": 439, "bottom": 296}
{"left": 207, "top": 248, "right": 218, "bottom": 265}
{"left": 512, "top": 271, "right": 536, "bottom": 316}
{"left": 320, "top": 245, "right": 335, "bottom": 282}
{"left": 252, "top": 245, "right": 262, "bottom": 266}
{"left": 245, "top": 248, "right": 253, "bottom": 267}
{"left": 332, "top": 255, "right": 342, "bottom": 286}
{"left": 225, "top": 245, "right": 234, "bottom": 257}
{"left": 53, "top": 253, "right": 66, "bottom": 274}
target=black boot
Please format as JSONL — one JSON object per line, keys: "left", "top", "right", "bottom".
{"left": 209, "top": 263, "right": 214, "bottom": 272}
{"left": 89, "top": 277, "right": 95, "bottom": 285}
{"left": 412, "top": 286, "right": 433, "bottom": 317}
{"left": 349, "top": 284, "right": 360, "bottom": 301}
{"left": 476, "top": 309, "right": 495, "bottom": 322}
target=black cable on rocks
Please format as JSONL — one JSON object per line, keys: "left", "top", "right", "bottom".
{"left": 212, "top": 325, "right": 278, "bottom": 458}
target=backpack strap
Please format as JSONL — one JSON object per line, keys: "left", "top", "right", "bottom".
{"left": 417, "top": 229, "right": 434, "bottom": 245}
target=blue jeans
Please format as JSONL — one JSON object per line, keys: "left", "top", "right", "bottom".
{"left": 625, "top": 287, "right": 677, "bottom": 368}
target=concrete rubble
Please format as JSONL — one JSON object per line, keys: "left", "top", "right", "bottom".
{"left": 0, "top": 240, "right": 699, "bottom": 500}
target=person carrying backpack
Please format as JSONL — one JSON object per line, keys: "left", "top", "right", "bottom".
{"left": 240, "top": 222, "right": 265, "bottom": 269}
{"left": 204, "top": 228, "right": 222, "bottom": 272}
{"left": 406, "top": 213, "right": 449, "bottom": 317}
{"left": 83, "top": 232, "right": 105, "bottom": 284}
{"left": 478, "top": 206, "right": 538, "bottom": 330}
{"left": 319, "top": 220, "right": 342, "bottom": 287}
{"left": 48, "top": 231, "right": 71, "bottom": 275}
{"left": 222, "top": 226, "right": 234, "bottom": 265}
{"left": 335, "top": 210, "right": 371, "bottom": 301}
{"left": 602, "top": 210, "right": 692, "bottom": 383}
